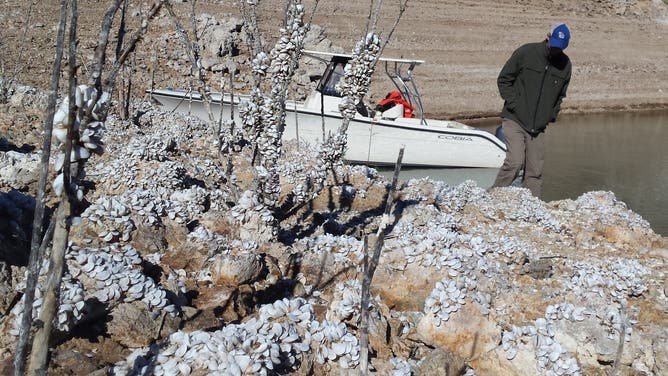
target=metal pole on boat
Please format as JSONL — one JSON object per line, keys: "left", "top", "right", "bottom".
{"left": 217, "top": 75, "right": 224, "bottom": 125}
{"left": 188, "top": 85, "right": 193, "bottom": 115}
{"left": 229, "top": 69, "right": 235, "bottom": 122}
{"left": 366, "top": 121, "right": 374, "bottom": 164}
{"left": 320, "top": 91, "right": 326, "bottom": 141}
{"left": 293, "top": 95, "right": 300, "bottom": 151}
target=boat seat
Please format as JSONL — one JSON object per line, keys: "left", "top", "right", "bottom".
{"left": 381, "top": 104, "right": 403, "bottom": 120}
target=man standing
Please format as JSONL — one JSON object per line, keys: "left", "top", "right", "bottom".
{"left": 491, "top": 23, "right": 572, "bottom": 197}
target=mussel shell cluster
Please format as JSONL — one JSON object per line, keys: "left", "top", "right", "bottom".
{"left": 0, "top": 150, "right": 40, "bottom": 189}
{"left": 129, "top": 134, "right": 176, "bottom": 162}
{"left": 188, "top": 226, "right": 230, "bottom": 256}
{"left": 390, "top": 357, "right": 413, "bottom": 376}
{"left": 501, "top": 309, "right": 582, "bottom": 375}
{"left": 51, "top": 85, "right": 108, "bottom": 198}
{"left": 316, "top": 132, "right": 347, "bottom": 167}
{"left": 423, "top": 276, "right": 475, "bottom": 327}
{"left": 231, "top": 189, "right": 274, "bottom": 224}
{"left": 80, "top": 195, "right": 135, "bottom": 243}
{"left": 335, "top": 32, "right": 380, "bottom": 119}
{"left": 66, "top": 244, "right": 177, "bottom": 314}
{"left": 112, "top": 298, "right": 359, "bottom": 375}
{"left": 10, "top": 267, "right": 85, "bottom": 334}
{"left": 301, "top": 233, "right": 363, "bottom": 267}
{"left": 574, "top": 191, "right": 650, "bottom": 230}
{"left": 326, "top": 279, "right": 363, "bottom": 323}
{"left": 564, "top": 258, "right": 650, "bottom": 303}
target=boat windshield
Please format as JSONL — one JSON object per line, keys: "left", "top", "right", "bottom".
{"left": 316, "top": 56, "right": 348, "bottom": 97}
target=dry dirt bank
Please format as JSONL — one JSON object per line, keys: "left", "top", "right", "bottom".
{"left": 1, "top": 0, "right": 667, "bottom": 122}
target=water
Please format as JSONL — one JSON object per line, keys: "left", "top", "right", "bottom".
{"left": 378, "top": 111, "right": 668, "bottom": 236}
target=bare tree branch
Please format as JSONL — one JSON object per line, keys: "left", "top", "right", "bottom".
{"left": 0, "top": 1, "right": 36, "bottom": 103}
{"left": 115, "top": 0, "right": 129, "bottom": 60}
{"left": 88, "top": 0, "right": 122, "bottom": 90}
{"left": 371, "top": 0, "right": 383, "bottom": 32}
{"left": 610, "top": 304, "right": 628, "bottom": 376}
{"left": 359, "top": 146, "right": 404, "bottom": 375}
{"left": 306, "top": 0, "right": 321, "bottom": 27}
{"left": 238, "top": 0, "right": 264, "bottom": 59}
{"left": 13, "top": 1, "right": 69, "bottom": 374}
{"left": 378, "top": 0, "right": 408, "bottom": 55}
{"left": 164, "top": 0, "right": 215, "bottom": 122}
{"left": 105, "top": 0, "right": 167, "bottom": 93}
{"left": 364, "top": 0, "right": 374, "bottom": 36}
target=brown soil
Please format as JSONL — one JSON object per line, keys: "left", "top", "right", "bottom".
{"left": 1, "top": 0, "right": 667, "bottom": 123}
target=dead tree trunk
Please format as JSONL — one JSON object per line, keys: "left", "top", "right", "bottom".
{"left": 12, "top": 2, "right": 68, "bottom": 375}
{"left": 26, "top": 0, "right": 79, "bottom": 371}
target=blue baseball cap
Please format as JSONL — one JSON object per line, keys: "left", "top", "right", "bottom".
{"left": 549, "top": 23, "right": 571, "bottom": 50}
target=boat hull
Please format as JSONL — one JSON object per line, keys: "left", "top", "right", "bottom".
{"left": 149, "top": 89, "right": 506, "bottom": 168}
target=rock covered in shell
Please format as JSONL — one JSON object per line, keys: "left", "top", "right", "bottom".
{"left": 112, "top": 297, "right": 359, "bottom": 375}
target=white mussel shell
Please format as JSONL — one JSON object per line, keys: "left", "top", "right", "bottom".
{"left": 332, "top": 342, "right": 348, "bottom": 356}
{"left": 53, "top": 173, "right": 65, "bottom": 196}
{"left": 84, "top": 142, "right": 98, "bottom": 150}
{"left": 95, "top": 268, "right": 111, "bottom": 281}
{"left": 505, "top": 346, "right": 518, "bottom": 360}
{"left": 54, "top": 99, "right": 70, "bottom": 124}
{"left": 75, "top": 300, "right": 85, "bottom": 311}
{"left": 177, "top": 363, "right": 191, "bottom": 375}
{"left": 81, "top": 260, "right": 96, "bottom": 273}
{"left": 128, "top": 283, "right": 144, "bottom": 295}
{"left": 174, "top": 343, "right": 188, "bottom": 358}
{"left": 71, "top": 146, "right": 91, "bottom": 161}
{"left": 54, "top": 153, "right": 65, "bottom": 171}
{"left": 75, "top": 86, "right": 84, "bottom": 108}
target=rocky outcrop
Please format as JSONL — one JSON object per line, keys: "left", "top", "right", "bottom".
{"left": 0, "top": 88, "right": 666, "bottom": 375}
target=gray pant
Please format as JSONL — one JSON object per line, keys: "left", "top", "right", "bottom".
{"left": 491, "top": 118, "right": 545, "bottom": 197}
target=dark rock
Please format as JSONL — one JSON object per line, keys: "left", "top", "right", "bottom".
{"left": 416, "top": 347, "right": 468, "bottom": 376}
{"left": 106, "top": 301, "right": 181, "bottom": 348}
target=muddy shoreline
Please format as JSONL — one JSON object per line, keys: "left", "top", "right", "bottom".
{"left": 1, "top": 1, "right": 667, "bottom": 123}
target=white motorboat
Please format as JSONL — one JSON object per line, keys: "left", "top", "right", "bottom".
{"left": 148, "top": 50, "right": 506, "bottom": 168}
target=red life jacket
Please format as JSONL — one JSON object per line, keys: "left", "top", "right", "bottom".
{"left": 377, "top": 91, "right": 415, "bottom": 118}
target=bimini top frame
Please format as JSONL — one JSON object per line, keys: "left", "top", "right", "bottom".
{"left": 303, "top": 50, "right": 427, "bottom": 124}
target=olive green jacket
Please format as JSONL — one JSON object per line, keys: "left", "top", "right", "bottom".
{"left": 498, "top": 42, "right": 571, "bottom": 135}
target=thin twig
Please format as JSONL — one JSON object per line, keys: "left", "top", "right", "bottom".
{"left": 238, "top": 0, "right": 264, "bottom": 59}
{"left": 610, "top": 304, "right": 627, "bottom": 376}
{"left": 164, "top": 0, "right": 215, "bottom": 122}
{"left": 88, "top": 0, "right": 122, "bottom": 90}
{"left": 358, "top": 236, "right": 370, "bottom": 375}
{"left": 371, "top": 0, "right": 383, "bottom": 32}
{"left": 377, "top": 0, "right": 408, "bottom": 56}
{"left": 364, "top": 0, "right": 374, "bottom": 36}
{"left": 115, "top": 0, "right": 129, "bottom": 60}
{"left": 13, "top": 2, "right": 68, "bottom": 374}
{"left": 1, "top": 1, "right": 36, "bottom": 102}
{"left": 105, "top": 0, "right": 167, "bottom": 95}
{"left": 306, "top": 0, "right": 321, "bottom": 27}
{"left": 358, "top": 147, "right": 404, "bottom": 375}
